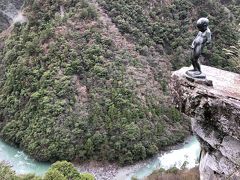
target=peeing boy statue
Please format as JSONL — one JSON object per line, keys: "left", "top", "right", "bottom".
{"left": 186, "top": 17, "right": 211, "bottom": 78}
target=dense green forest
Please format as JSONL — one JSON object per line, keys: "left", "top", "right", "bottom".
{"left": 98, "top": 0, "right": 239, "bottom": 72}
{"left": 0, "top": 161, "right": 94, "bottom": 180}
{"left": 0, "top": 0, "right": 239, "bottom": 166}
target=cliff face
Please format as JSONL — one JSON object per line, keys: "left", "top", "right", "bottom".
{"left": 0, "top": 0, "right": 24, "bottom": 32}
{"left": 171, "top": 65, "right": 240, "bottom": 180}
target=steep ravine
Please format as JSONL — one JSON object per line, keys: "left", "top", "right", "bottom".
{"left": 0, "top": 0, "right": 239, "bottom": 178}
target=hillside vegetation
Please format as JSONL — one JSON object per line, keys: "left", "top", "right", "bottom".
{"left": 145, "top": 167, "right": 200, "bottom": 180}
{"left": 0, "top": 161, "right": 94, "bottom": 180}
{"left": 98, "top": 0, "right": 239, "bottom": 71}
{"left": 0, "top": 0, "right": 239, "bottom": 165}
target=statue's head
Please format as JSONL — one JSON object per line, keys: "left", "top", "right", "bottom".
{"left": 196, "top": 18, "right": 209, "bottom": 32}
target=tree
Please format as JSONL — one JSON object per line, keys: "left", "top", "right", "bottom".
{"left": 44, "top": 161, "right": 95, "bottom": 180}
{"left": 0, "top": 162, "right": 17, "bottom": 180}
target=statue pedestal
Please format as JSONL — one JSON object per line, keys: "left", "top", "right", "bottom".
{"left": 185, "top": 70, "right": 213, "bottom": 86}
{"left": 186, "top": 70, "right": 206, "bottom": 79}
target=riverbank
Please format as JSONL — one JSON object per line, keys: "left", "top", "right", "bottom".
{"left": 0, "top": 136, "right": 200, "bottom": 179}
{"left": 75, "top": 136, "right": 200, "bottom": 180}
{"left": 0, "top": 139, "right": 50, "bottom": 176}
{"left": 146, "top": 167, "right": 200, "bottom": 180}
{"left": 75, "top": 160, "right": 145, "bottom": 180}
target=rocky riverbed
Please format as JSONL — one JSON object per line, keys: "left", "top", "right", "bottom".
{"left": 75, "top": 161, "right": 145, "bottom": 180}
{"left": 75, "top": 136, "right": 200, "bottom": 180}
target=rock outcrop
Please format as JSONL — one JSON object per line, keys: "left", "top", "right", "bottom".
{"left": 0, "top": 0, "right": 24, "bottom": 32}
{"left": 171, "top": 65, "right": 240, "bottom": 180}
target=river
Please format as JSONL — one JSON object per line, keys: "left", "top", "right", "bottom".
{"left": 0, "top": 140, "right": 50, "bottom": 176}
{"left": 0, "top": 136, "right": 200, "bottom": 179}
{"left": 131, "top": 136, "right": 201, "bottom": 179}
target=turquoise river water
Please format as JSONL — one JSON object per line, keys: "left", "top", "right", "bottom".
{"left": 132, "top": 136, "right": 201, "bottom": 179}
{"left": 0, "top": 136, "right": 200, "bottom": 179}
{"left": 0, "top": 139, "right": 50, "bottom": 175}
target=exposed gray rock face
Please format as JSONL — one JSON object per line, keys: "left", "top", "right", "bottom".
{"left": 0, "top": 0, "right": 24, "bottom": 32}
{"left": 0, "top": 11, "right": 11, "bottom": 32}
{"left": 171, "top": 65, "right": 240, "bottom": 180}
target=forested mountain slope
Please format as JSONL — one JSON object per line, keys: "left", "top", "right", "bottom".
{"left": 98, "top": 0, "right": 239, "bottom": 71}
{"left": 0, "top": 0, "right": 238, "bottom": 165}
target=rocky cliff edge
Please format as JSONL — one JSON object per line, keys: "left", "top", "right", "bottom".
{"left": 171, "top": 65, "right": 240, "bottom": 180}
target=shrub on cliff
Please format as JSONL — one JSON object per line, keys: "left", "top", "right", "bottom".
{"left": 0, "top": 162, "right": 41, "bottom": 180}
{"left": 0, "top": 162, "right": 17, "bottom": 180}
{"left": 146, "top": 167, "right": 200, "bottom": 180}
{"left": 223, "top": 41, "right": 240, "bottom": 74}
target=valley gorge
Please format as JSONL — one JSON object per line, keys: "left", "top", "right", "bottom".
{"left": 0, "top": 0, "right": 239, "bottom": 179}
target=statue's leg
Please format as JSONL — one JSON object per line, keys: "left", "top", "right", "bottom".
{"left": 190, "top": 50, "right": 198, "bottom": 71}
{"left": 191, "top": 50, "right": 200, "bottom": 71}
{"left": 195, "top": 57, "right": 201, "bottom": 72}
{"left": 194, "top": 45, "right": 202, "bottom": 72}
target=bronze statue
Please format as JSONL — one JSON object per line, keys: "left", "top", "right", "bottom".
{"left": 186, "top": 18, "right": 211, "bottom": 78}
